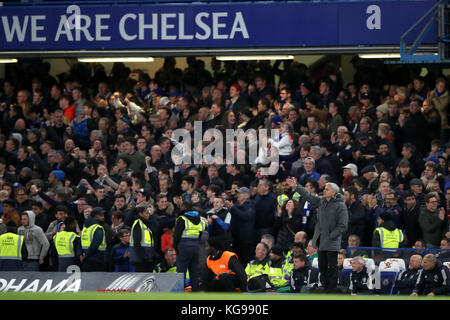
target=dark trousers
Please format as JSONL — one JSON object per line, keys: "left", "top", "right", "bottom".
{"left": 318, "top": 250, "right": 338, "bottom": 292}
{"left": 82, "top": 259, "right": 105, "bottom": 272}
{"left": 132, "top": 262, "right": 154, "bottom": 272}
{"left": 201, "top": 274, "right": 240, "bottom": 292}
{"left": 177, "top": 242, "right": 200, "bottom": 291}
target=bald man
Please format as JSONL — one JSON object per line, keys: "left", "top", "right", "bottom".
{"left": 395, "top": 255, "right": 423, "bottom": 295}
{"left": 411, "top": 254, "right": 450, "bottom": 296}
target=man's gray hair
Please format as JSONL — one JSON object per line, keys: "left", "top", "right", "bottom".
{"left": 353, "top": 256, "right": 365, "bottom": 265}
{"left": 311, "top": 146, "right": 323, "bottom": 157}
{"left": 326, "top": 182, "right": 340, "bottom": 195}
{"left": 424, "top": 253, "right": 437, "bottom": 263}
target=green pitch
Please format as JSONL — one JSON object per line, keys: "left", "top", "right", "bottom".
{"left": 0, "top": 292, "right": 449, "bottom": 300}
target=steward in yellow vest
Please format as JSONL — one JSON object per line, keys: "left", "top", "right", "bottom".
{"left": 372, "top": 212, "right": 405, "bottom": 252}
{"left": 53, "top": 216, "right": 82, "bottom": 272}
{"left": 267, "top": 245, "right": 290, "bottom": 290}
{"left": 130, "top": 206, "right": 158, "bottom": 272}
{"left": 0, "top": 222, "right": 27, "bottom": 271}
{"left": 80, "top": 207, "right": 108, "bottom": 272}
{"left": 245, "top": 242, "right": 271, "bottom": 292}
{"left": 173, "top": 202, "right": 207, "bottom": 291}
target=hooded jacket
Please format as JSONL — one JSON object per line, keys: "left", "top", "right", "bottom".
{"left": 295, "top": 184, "right": 348, "bottom": 252}
{"left": 17, "top": 211, "right": 50, "bottom": 261}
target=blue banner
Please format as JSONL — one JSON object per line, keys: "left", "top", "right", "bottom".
{"left": 0, "top": 1, "right": 437, "bottom": 51}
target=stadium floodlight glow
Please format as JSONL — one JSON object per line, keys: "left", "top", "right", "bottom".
{"left": 78, "top": 57, "right": 154, "bottom": 63}
{"left": 0, "top": 59, "right": 18, "bottom": 63}
{"left": 358, "top": 54, "right": 401, "bottom": 59}
{"left": 216, "top": 55, "right": 294, "bottom": 61}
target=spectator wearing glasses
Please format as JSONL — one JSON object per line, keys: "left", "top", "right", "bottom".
{"left": 418, "top": 193, "right": 447, "bottom": 249}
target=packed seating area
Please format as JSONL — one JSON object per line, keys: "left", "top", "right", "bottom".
{"left": 0, "top": 55, "right": 450, "bottom": 295}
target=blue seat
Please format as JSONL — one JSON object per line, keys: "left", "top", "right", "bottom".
{"left": 379, "top": 260, "right": 401, "bottom": 295}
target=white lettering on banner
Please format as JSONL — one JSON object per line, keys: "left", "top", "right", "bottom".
{"left": 212, "top": 12, "right": 228, "bottom": 39}
{"left": 39, "top": 279, "right": 68, "bottom": 292}
{"left": 139, "top": 13, "right": 158, "bottom": 40}
{"left": 119, "top": 13, "right": 137, "bottom": 40}
{"left": 31, "top": 15, "right": 46, "bottom": 41}
{"left": 0, "top": 278, "right": 80, "bottom": 293}
{"left": 55, "top": 15, "right": 74, "bottom": 41}
{"left": 5, "top": 279, "right": 27, "bottom": 292}
{"left": 161, "top": 13, "right": 177, "bottom": 40}
{"left": 1, "top": 16, "right": 29, "bottom": 42}
{"left": 366, "top": 5, "right": 381, "bottom": 30}
{"left": 1, "top": 11, "right": 249, "bottom": 43}
{"left": 195, "top": 12, "right": 211, "bottom": 40}
{"left": 230, "top": 12, "right": 249, "bottom": 39}
{"left": 95, "top": 14, "right": 111, "bottom": 41}
{"left": 75, "top": 15, "right": 94, "bottom": 42}
{"left": 179, "top": 13, "right": 193, "bottom": 40}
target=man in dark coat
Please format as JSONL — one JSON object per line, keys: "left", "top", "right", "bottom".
{"left": 395, "top": 254, "right": 423, "bottom": 295}
{"left": 287, "top": 178, "right": 348, "bottom": 293}
{"left": 226, "top": 187, "right": 256, "bottom": 269}
{"left": 411, "top": 253, "right": 450, "bottom": 296}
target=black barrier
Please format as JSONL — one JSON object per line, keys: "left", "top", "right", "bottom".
{"left": 0, "top": 268, "right": 184, "bottom": 293}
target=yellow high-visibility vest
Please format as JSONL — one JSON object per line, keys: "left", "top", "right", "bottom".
{"left": 81, "top": 224, "right": 106, "bottom": 251}
{"left": 178, "top": 216, "right": 206, "bottom": 239}
{"left": 374, "top": 227, "right": 404, "bottom": 249}
{"left": 0, "top": 233, "right": 23, "bottom": 260}
{"left": 130, "top": 219, "right": 154, "bottom": 247}
{"left": 53, "top": 231, "right": 78, "bottom": 257}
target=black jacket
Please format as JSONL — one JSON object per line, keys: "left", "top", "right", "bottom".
{"left": 254, "top": 192, "right": 277, "bottom": 230}
{"left": 289, "top": 261, "right": 319, "bottom": 292}
{"left": 413, "top": 260, "right": 450, "bottom": 295}
{"left": 402, "top": 203, "right": 422, "bottom": 247}
{"left": 346, "top": 200, "right": 367, "bottom": 242}
{"left": 349, "top": 265, "right": 375, "bottom": 294}
{"left": 395, "top": 267, "right": 422, "bottom": 295}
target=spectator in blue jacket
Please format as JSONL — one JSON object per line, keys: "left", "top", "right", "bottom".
{"left": 111, "top": 229, "right": 135, "bottom": 272}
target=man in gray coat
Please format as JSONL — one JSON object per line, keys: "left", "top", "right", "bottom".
{"left": 287, "top": 177, "right": 348, "bottom": 293}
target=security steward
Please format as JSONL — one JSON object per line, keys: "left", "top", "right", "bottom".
{"left": 173, "top": 201, "right": 206, "bottom": 291}
{"left": 0, "top": 221, "right": 28, "bottom": 271}
{"left": 245, "top": 242, "right": 271, "bottom": 292}
{"left": 200, "top": 237, "right": 247, "bottom": 292}
{"left": 80, "top": 207, "right": 107, "bottom": 271}
{"left": 284, "top": 242, "right": 307, "bottom": 274}
{"left": 267, "top": 245, "right": 290, "bottom": 291}
{"left": 277, "top": 178, "right": 301, "bottom": 206}
{"left": 53, "top": 216, "right": 82, "bottom": 272}
{"left": 130, "top": 206, "right": 159, "bottom": 272}
{"left": 372, "top": 212, "right": 405, "bottom": 257}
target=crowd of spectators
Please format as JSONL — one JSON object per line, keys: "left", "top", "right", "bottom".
{"left": 0, "top": 56, "right": 450, "bottom": 294}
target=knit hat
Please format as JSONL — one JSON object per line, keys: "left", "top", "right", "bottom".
{"left": 270, "top": 245, "right": 283, "bottom": 257}
{"left": 376, "top": 103, "right": 389, "bottom": 115}
{"left": 410, "top": 178, "right": 423, "bottom": 186}
{"left": 51, "top": 170, "right": 65, "bottom": 181}
{"left": 272, "top": 114, "right": 282, "bottom": 126}
{"left": 379, "top": 212, "right": 392, "bottom": 222}
{"left": 207, "top": 237, "right": 224, "bottom": 251}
